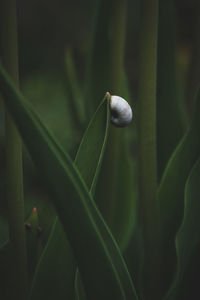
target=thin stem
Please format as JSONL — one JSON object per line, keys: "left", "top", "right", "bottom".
{"left": 0, "top": 0, "right": 28, "bottom": 299}
{"left": 137, "top": 0, "right": 159, "bottom": 299}
{"left": 107, "top": 0, "right": 127, "bottom": 224}
{"left": 109, "top": 0, "right": 127, "bottom": 94}
{"left": 96, "top": 0, "right": 127, "bottom": 227}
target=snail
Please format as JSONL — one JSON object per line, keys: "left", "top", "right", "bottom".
{"left": 109, "top": 94, "right": 132, "bottom": 127}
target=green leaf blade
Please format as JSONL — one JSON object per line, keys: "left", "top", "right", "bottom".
{"left": 30, "top": 217, "right": 76, "bottom": 300}
{"left": 158, "top": 89, "right": 200, "bottom": 238}
{"left": 75, "top": 93, "right": 110, "bottom": 194}
{"left": 158, "top": 89, "right": 200, "bottom": 292}
{"left": 165, "top": 158, "right": 200, "bottom": 300}
{"left": 0, "top": 65, "right": 138, "bottom": 300}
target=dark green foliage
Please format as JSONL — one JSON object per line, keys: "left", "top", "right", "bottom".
{"left": 75, "top": 93, "right": 110, "bottom": 194}
{"left": 1, "top": 1, "right": 200, "bottom": 300}
{"left": 164, "top": 157, "right": 200, "bottom": 299}
{"left": 0, "top": 65, "right": 138, "bottom": 300}
{"left": 157, "top": 0, "right": 187, "bottom": 179}
{"left": 158, "top": 90, "right": 200, "bottom": 291}
{"left": 30, "top": 218, "right": 76, "bottom": 300}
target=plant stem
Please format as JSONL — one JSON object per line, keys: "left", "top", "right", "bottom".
{"left": 137, "top": 0, "right": 159, "bottom": 298}
{"left": 96, "top": 0, "right": 127, "bottom": 227}
{"left": 0, "top": 0, "right": 28, "bottom": 299}
{"left": 109, "top": 0, "right": 127, "bottom": 94}
{"left": 107, "top": 0, "right": 127, "bottom": 224}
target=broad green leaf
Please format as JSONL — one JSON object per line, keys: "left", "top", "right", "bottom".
{"left": 164, "top": 158, "right": 200, "bottom": 299}
{"left": 27, "top": 80, "right": 135, "bottom": 293}
{"left": 28, "top": 89, "right": 110, "bottom": 300}
{"left": 157, "top": 0, "right": 187, "bottom": 180}
{"left": 30, "top": 217, "right": 76, "bottom": 300}
{"left": 75, "top": 93, "right": 110, "bottom": 195}
{"left": 31, "top": 93, "right": 110, "bottom": 300}
{"left": 158, "top": 89, "right": 200, "bottom": 290}
{"left": 74, "top": 93, "right": 111, "bottom": 298}
{"left": 0, "top": 65, "right": 138, "bottom": 300}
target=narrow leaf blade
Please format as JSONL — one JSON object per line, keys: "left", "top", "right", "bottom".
{"left": 165, "top": 158, "right": 200, "bottom": 299}
{"left": 30, "top": 217, "right": 76, "bottom": 300}
{"left": 75, "top": 93, "right": 110, "bottom": 194}
{"left": 0, "top": 65, "right": 138, "bottom": 300}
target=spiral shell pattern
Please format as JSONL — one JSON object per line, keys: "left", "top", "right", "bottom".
{"left": 110, "top": 95, "right": 132, "bottom": 127}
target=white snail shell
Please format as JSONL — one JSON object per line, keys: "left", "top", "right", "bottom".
{"left": 110, "top": 95, "right": 132, "bottom": 127}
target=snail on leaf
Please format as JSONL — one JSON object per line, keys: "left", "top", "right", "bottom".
{"left": 106, "top": 92, "right": 132, "bottom": 127}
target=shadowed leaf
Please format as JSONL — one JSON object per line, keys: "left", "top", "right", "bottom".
{"left": 164, "top": 158, "right": 200, "bottom": 299}
{"left": 158, "top": 89, "right": 200, "bottom": 291}
{"left": 30, "top": 217, "right": 76, "bottom": 300}
{"left": 0, "top": 64, "right": 138, "bottom": 300}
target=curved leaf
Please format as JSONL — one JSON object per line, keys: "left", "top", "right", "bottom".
{"left": 158, "top": 88, "right": 200, "bottom": 238}
{"left": 30, "top": 217, "right": 76, "bottom": 300}
{"left": 158, "top": 89, "right": 200, "bottom": 290}
{"left": 30, "top": 93, "right": 110, "bottom": 299}
{"left": 30, "top": 95, "right": 110, "bottom": 297}
{"left": 165, "top": 158, "right": 200, "bottom": 299}
{"left": 75, "top": 93, "right": 110, "bottom": 195}
{"left": 0, "top": 65, "right": 138, "bottom": 300}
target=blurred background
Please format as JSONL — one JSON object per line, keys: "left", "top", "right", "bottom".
{"left": 15, "top": 0, "right": 200, "bottom": 136}
{"left": 1, "top": 0, "right": 200, "bottom": 249}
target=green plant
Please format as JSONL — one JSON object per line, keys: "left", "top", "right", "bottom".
{"left": 0, "top": 0, "right": 200, "bottom": 300}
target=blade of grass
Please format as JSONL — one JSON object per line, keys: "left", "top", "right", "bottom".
{"left": 75, "top": 92, "right": 110, "bottom": 195}
{"left": 30, "top": 92, "right": 110, "bottom": 300}
{"left": 164, "top": 157, "right": 200, "bottom": 300}
{"left": 137, "top": 0, "right": 159, "bottom": 298}
{"left": 0, "top": 65, "right": 138, "bottom": 300}
{"left": 158, "top": 89, "right": 200, "bottom": 294}
{"left": 158, "top": 88, "right": 200, "bottom": 252}
{"left": 33, "top": 95, "right": 138, "bottom": 300}
{"left": 0, "top": 1, "right": 28, "bottom": 299}
{"left": 30, "top": 217, "right": 76, "bottom": 300}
